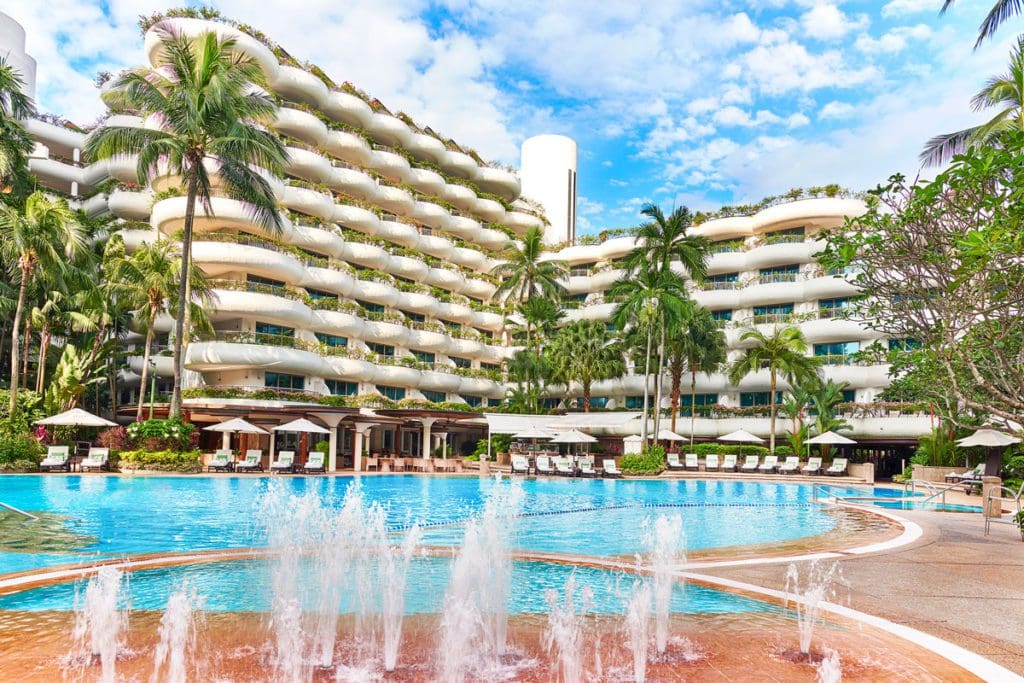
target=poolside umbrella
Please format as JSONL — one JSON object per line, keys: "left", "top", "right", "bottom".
{"left": 718, "top": 429, "right": 764, "bottom": 458}
{"left": 203, "top": 418, "right": 269, "bottom": 452}
{"left": 657, "top": 428, "right": 685, "bottom": 452}
{"left": 513, "top": 427, "right": 552, "bottom": 454}
{"left": 805, "top": 430, "right": 856, "bottom": 458}
{"left": 549, "top": 429, "right": 597, "bottom": 457}
{"left": 273, "top": 418, "right": 330, "bottom": 464}
{"left": 35, "top": 408, "right": 116, "bottom": 427}
{"left": 956, "top": 428, "right": 1021, "bottom": 475}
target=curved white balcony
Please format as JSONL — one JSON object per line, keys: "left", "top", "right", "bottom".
{"left": 436, "top": 302, "right": 474, "bottom": 325}
{"left": 410, "top": 201, "right": 450, "bottom": 230}
{"left": 348, "top": 279, "right": 399, "bottom": 307}
{"left": 367, "top": 113, "right": 412, "bottom": 148}
{"left": 406, "top": 329, "right": 449, "bottom": 353}
{"left": 304, "top": 267, "right": 356, "bottom": 298}
{"left": 106, "top": 189, "right": 153, "bottom": 220}
{"left": 563, "top": 303, "right": 616, "bottom": 324}
{"left": 274, "top": 107, "right": 328, "bottom": 145}
{"left": 693, "top": 289, "right": 742, "bottom": 310}
{"left": 460, "top": 279, "right": 496, "bottom": 301}
{"left": 756, "top": 198, "right": 867, "bottom": 232}
{"left": 127, "top": 354, "right": 175, "bottom": 378}
{"left": 445, "top": 215, "right": 480, "bottom": 238}
{"left": 470, "top": 311, "right": 503, "bottom": 330}
{"left": 368, "top": 222, "right": 413, "bottom": 251}
{"left": 284, "top": 146, "right": 331, "bottom": 183}
{"left": 27, "top": 157, "right": 83, "bottom": 189}
{"left": 480, "top": 344, "right": 510, "bottom": 364}
{"left": 282, "top": 185, "right": 335, "bottom": 221}
{"left": 192, "top": 241, "right": 305, "bottom": 283}
{"left": 803, "top": 276, "right": 860, "bottom": 300}
{"left": 361, "top": 320, "right": 410, "bottom": 345}
{"left": 472, "top": 197, "right": 506, "bottom": 223}
{"left": 153, "top": 196, "right": 257, "bottom": 237}
{"left": 372, "top": 364, "right": 422, "bottom": 387}
{"left": 209, "top": 289, "right": 312, "bottom": 328}
{"left": 333, "top": 204, "right": 381, "bottom": 235}
{"left": 397, "top": 292, "right": 438, "bottom": 316}
{"left": 186, "top": 341, "right": 328, "bottom": 376}
{"left": 476, "top": 227, "right": 510, "bottom": 251}
{"left": 323, "top": 91, "right": 373, "bottom": 129}
{"left": 145, "top": 18, "right": 278, "bottom": 76}
{"left": 326, "top": 165, "right": 377, "bottom": 200}
{"left": 739, "top": 281, "right": 805, "bottom": 308}
{"left": 271, "top": 65, "right": 329, "bottom": 107}
{"left": 798, "top": 317, "right": 876, "bottom": 344}
{"left": 426, "top": 267, "right": 464, "bottom": 290}
{"left": 418, "top": 370, "right": 462, "bottom": 392}
{"left": 324, "top": 356, "right": 378, "bottom": 382}
{"left": 746, "top": 242, "right": 815, "bottom": 270}
{"left": 387, "top": 255, "right": 429, "bottom": 281}
{"left": 707, "top": 251, "right": 747, "bottom": 274}
{"left": 374, "top": 185, "right": 416, "bottom": 215}
{"left": 821, "top": 364, "right": 890, "bottom": 389}
{"left": 312, "top": 309, "right": 365, "bottom": 337}
{"left": 406, "top": 133, "right": 447, "bottom": 164}
{"left": 405, "top": 168, "right": 446, "bottom": 196}
{"left": 441, "top": 183, "right": 477, "bottom": 209}
{"left": 695, "top": 216, "right": 751, "bottom": 242}
{"left": 473, "top": 166, "right": 520, "bottom": 201}
{"left": 290, "top": 224, "right": 344, "bottom": 256}
{"left": 588, "top": 269, "right": 621, "bottom": 291}
{"left": 441, "top": 150, "right": 478, "bottom": 178}
{"left": 450, "top": 247, "right": 487, "bottom": 271}
{"left": 415, "top": 234, "right": 454, "bottom": 259}
{"left": 366, "top": 149, "right": 410, "bottom": 182}
{"left": 505, "top": 211, "right": 542, "bottom": 231}
{"left": 118, "top": 229, "right": 157, "bottom": 252}
{"left": 458, "top": 376, "right": 503, "bottom": 398}
{"left": 323, "top": 130, "right": 372, "bottom": 166}
{"left": 24, "top": 118, "right": 87, "bottom": 154}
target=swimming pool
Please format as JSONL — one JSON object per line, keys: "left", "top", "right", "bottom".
{"left": 0, "top": 475, "right": 883, "bottom": 575}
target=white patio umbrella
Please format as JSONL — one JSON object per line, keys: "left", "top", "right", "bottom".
{"left": 657, "top": 429, "right": 686, "bottom": 441}
{"left": 549, "top": 429, "right": 597, "bottom": 444}
{"left": 513, "top": 427, "right": 552, "bottom": 454}
{"left": 34, "top": 408, "right": 116, "bottom": 427}
{"left": 956, "top": 428, "right": 1021, "bottom": 472}
{"left": 806, "top": 430, "right": 857, "bottom": 458}
{"left": 203, "top": 417, "right": 269, "bottom": 451}
{"left": 719, "top": 428, "right": 765, "bottom": 458}
{"left": 273, "top": 418, "right": 330, "bottom": 435}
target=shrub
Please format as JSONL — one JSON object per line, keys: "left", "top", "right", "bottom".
{"left": 774, "top": 445, "right": 794, "bottom": 457}
{"left": 620, "top": 445, "right": 665, "bottom": 475}
{"left": 127, "top": 418, "right": 195, "bottom": 451}
{"left": 693, "top": 443, "right": 771, "bottom": 458}
{"left": 118, "top": 449, "right": 202, "bottom": 472}
{"left": 0, "top": 459, "right": 42, "bottom": 472}
{"left": 0, "top": 426, "right": 44, "bottom": 465}
{"left": 472, "top": 434, "right": 512, "bottom": 459}
{"left": 96, "top": 426, "right": 130, "bottom": 452}
{"left": 314, "top": 440, "right": 330, "bottom": 453}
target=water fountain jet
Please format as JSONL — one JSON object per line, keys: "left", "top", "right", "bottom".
{"left": 73, "top": 565, "right": 127, "bottom": 683}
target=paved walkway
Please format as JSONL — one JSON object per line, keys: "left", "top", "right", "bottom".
{"left": 703, "top": 508, "right": 1024, "bottom": 674}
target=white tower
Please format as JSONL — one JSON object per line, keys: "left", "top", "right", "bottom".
{"left": 0, "top": 12, "right": 37, "bottom": 100}
{"left": 520, "top": 134, "right": 578, "bottom": 244}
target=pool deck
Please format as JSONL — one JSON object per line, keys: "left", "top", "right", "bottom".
{"left": 702, "top": 507, "right": 1024, "bottom": 675}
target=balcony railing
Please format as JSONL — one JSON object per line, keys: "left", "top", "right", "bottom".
{"left": 757, "top": 272, "right": 800, "bottom": 285}
{"left": 210, "top": 279, "right": 307, "bottom": 302}
{"left": 705, "top": 280, "right": 740, "bottom": 291}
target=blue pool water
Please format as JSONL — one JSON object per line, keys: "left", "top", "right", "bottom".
{"left": 0, "top": 475, "right": 884, "bottom": 575}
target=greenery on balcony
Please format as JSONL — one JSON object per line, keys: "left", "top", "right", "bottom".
{"left": 692, "top": 185, "right": 863, "bottom": 225}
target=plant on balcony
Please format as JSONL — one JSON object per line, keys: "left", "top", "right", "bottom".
{"left": 355, "top": 269, "right": 396, "bottom": 285}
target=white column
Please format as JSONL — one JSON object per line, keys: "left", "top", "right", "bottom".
{"left": 353, "top": 424, "right": 373, "bottom": 472}
{"left": 421, "top": 418, "right": 438, "bottom": 460}
{"left": 222, "top": 432, "right": 230, "bottom": 450}
{"left": 436, "top": 432, "right": 449, "bottom": 459}
{"left": 269, "top": 431, "right": 276, "bottom": 462}
{"left": 327, "top": 426, "right": 339, "bottom": 472}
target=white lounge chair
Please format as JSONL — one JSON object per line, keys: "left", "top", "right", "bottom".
{"left": 684, "top": 453, "right": 700, "bottom": 471}
{"left": 511, "top": 454, "right": 531, "bottom": 474}
{"left": 39, "top": 445, "right": 71, "bottom": 472}
{"left": 778, "top": 456, "right": 800, "bottom": 474}
{"left": 802, "top": 457, "right": 822, "bottom": 475}
{"left": 666, "top": 452, "right": 685, "bottom": 470}
{"left": 759, "top": 455, "right": 778, "bottom": 473}
{"left": 825, "top": 458, "right": 848, "bottom": 476}
{"left": 270, "top": 451, "right": 295, "bottom": 474}
{"left": 602, "top": 459, "right": 622, "bottom": 478}
{"left": 705, "top": 453, "right": 720, "bottom": 471}
{"left": 579, "top": 458, "right": 597, "bottom": 478}
{"left": 235, "top": 449, "right": 264, "bottom": 472}
{"left": 721, "top": 453, "right": 737, "bottom": 472}
{"left": 554, "top": 456, "right": 575, "bottom": 476}
{"left": 80, "top": 447, "right": 109, "bottom": 472}
{"left": 740, "top": 455, "right": 760, "bottom": 472}
{"left": 535, "top": 455, "right": 553, "bottom": 475}
{"left": 207, "top": 449, "right": 234, "bottom": 472}
{"left": 303, "top": 451, "right": 326, "bottom": 474}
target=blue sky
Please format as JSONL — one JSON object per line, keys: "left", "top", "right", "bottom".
{"left": 8, "top": 0, "right": 1017, "bottom": 235}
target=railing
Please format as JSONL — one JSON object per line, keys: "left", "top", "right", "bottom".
{"left": 757, "top": 272, "right": 800, "bottom": 284}
{"left": 0, "top": 501, "right": 39, "bottom": 521}
{"left": 210, "top": 279, "right": 307, "bottom": 302}
{"left": 704, "top": 280, "right": 740, "bottom": 290}
{"left": 761, "top": 234, "right": 806, "bottom": 246}
{"left": 814, "top": 353, "right": 858, "bottom": 366}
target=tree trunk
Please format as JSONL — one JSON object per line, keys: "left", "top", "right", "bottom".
{"left": 35, "top": 323, "right": 50, "bottom": 394}
{"left": 8, "top": 265, "right": 30, "bottom": 415}
{"left": 640, "top": 325, "right": 652, "bottom": 447}
{"left": 769, "top": 370, "right": 777, "bottom": 454}
{"left": 169, "top": 170, "right": 200, "bottom": 419}
{"left": 653, "top": 325, "right": 665, "bottom": 443}
{"left": 669, "top": 367, "right": 681, "bottom": 436}
{"left": 689, "top": 367, "right": 697, "bottom": 447}
{"left": 21, "top": 315, "right": 31, "bottom": 388}
{"left": 136, "top": 306, "right": 158, "bottom": 421}
{"left": 583, "top": 379, "right": 591, "bottom": 412}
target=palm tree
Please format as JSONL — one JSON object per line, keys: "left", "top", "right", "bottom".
{"left": 0, "top": 57, "right": 36, "bottom": 186}
{"left": 86, "top": 26, "right": 287, "bottom": 418}
{"left": 514, "top": 295, "right": 562, "bottom": 349}
{"left": 0, "top": 193, "right": 84, "bottom": 414}
{"left": 610, "top": 264, "right": 691, "bottom": 444}
{"left": 491, "top": 226, "right": 568, "bottom": 303}
{"left": 780, "top": 387, "right": 813, "bottom": 457}
{"left": 942, "top": 0, "right": 1022, "bottom": 48}
{"left": 547, "top": 320, "right": 625, "bottom": 412}
{"left": 921, "top": 36, "right": 1024, "bottom": 165}
{"left": 505, "top": 348, "right": 552, "bottom": 414}
{"left": 727, "top": 326, "right": 821, "bottom": 454}
{"left": 666, "top": 307, "right": 727, "bottom": 442}
{"left": 811, "top": 379, "right": 853, "bottom": 458}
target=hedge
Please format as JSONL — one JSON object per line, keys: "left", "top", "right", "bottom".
{"left": 118, "top": 449, "right": 202, "bottom": 472}
{"left": 620, "top": 446, "right": 665, "bottom": 475}
{"left": 691, "top": 444, "right": 794, "bottom": 458}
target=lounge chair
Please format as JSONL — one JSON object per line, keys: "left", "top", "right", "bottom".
{"left": 602, "top": 459, "right": 622, "bottom": 478}
{"left": 958, "top": 464, "right": 985, "bottom": 494}
{"left": 511, "top": 454, "right": 531, "bottom": 474}
{"left": 80, "top": 448, "right": 109, "bottom": 472}
{"left": 235, "top": 449, "right": 264, "bottom": 472}
{"left": 535, "top": 455, "right": 554, "bottom": 475}
{"left": 666, "top": 452, "right": 685, "bottom": 470}
{"left": 825, "top": 458, "right": 848, "bottom": 476}
{"left": 303, "top": 451, "right": 326, "bottom": 474}
{"left": 705, "top": 453, "right": 720, "bottom": 471}
{"left": 270, "top": 451, "right": 295, "bottom": 474}
{"left": 684, "top": 453, "right": 700, "bottom": 471}
{"left": 38, "top": 445, "right": 71, "bottom": 472}
{"left": 554, "top": 456, "right": 575, "bottom": 476}
{"left": 207, "top": 449, "right": 234, "bottom": 472}
{"left": 802, "top": 457, "right": 822, "bottom": 475}
{"left": 778, "top": 456, "right": 800, "bottom": 474}
{"left": 759, "top": 455, "right": 778, "bottom": 473}
{"left": 578, "top": 458, "right": 597, "bottom": 478}
{"left": 740, "top": 455, "right": 760, "bottom": 472}
{"left": 721, "top": 454, "right": 737, "bottom": 472}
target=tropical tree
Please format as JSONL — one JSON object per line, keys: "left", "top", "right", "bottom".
{"left": 942, "top": 0, "right": 1022, "bottom": 48}
{"left": 491, "top": 226, "right": 568, "bottom": 303}
{"left": 86, "top": 26, "right": 287, "bottom": 418}
{"left": 780, "top": 387, "right": 813, "bottom": 457}
{"left": 0, "top": 57, "right": 35, "bottom": 188}
{"left": 665, "top": 306, "right": 727, "bottom": 442}
{"left": 610, "top": 263, "right": 691, "bottom": 444}
{"left": 505, "top": 349, "right": 552, "bottom": 414}
{"left": 810, "top": 379, "right": 853, "bottom": 457}
{"left": 921, "top": 36, "right": 1024, "bottom": 165}
{"left": 0, "top": 193, "right": 85, "bottom": 415}
{"left": 547, "top": 320, "right": 625, "bottom": 412}
{"left": 513, "top": 295, "right": 562, "bottom": 349}
{"left": 727, "top": 326, "right": 821, "bottom": 454}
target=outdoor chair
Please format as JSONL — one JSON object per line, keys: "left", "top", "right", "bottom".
{"left": 825, "top": 458, "right": 848, "bottom": 476}
{"left": 666, "top": 452, "right": 685, "bottom": 470}
{"left": 705, "top": 453, "right": 720, "bottom": 471}
{"left": 38, "top": 445, "right": 71, "bottom": 472}
{"left": 684, "top": 453, "right": 700, "bottom": 471}
{"left": 602, "top": 459, "right": 622, "bottom": 478}
{"left": 578, "top": 459, "right": 597, "bottom": 477}
{"left": 778, "top": 456, "right": 800, "bottom": 474}
{"left": 802, "top": 457, "right": 823, "bottom": 475}
{"left": 207, "top": 449, "right": 234, "bottom": 472}
{"left": 270, "top": 451, "right": 295, "bottom": 474}
{"left": 303, "top": 451, "right": 326, "bottom": 474}
{"left": 721, "top": 454, "right": 737, "bottom": 472}
{"left": 759, "top": 455, "right": 778, "bottom": 473}
{"left": 80, "top": 448, "right": 109, "bottom": 472}
{"left": 234, "top": 449, "right": 264, "bottom": 472}
{"left": 740, "top": 455, "right": 760, "bottom": 472}
{"left": 554, "top": 456, "right": 575, "bottom": 476}
{"left": 535, "top": 455, "right": 553, "bottom": 474}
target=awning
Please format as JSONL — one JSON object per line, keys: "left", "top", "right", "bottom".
{"left": 483, "top": 412, "right": 642, "bottom": 435}
{"left": 35, "top": 408, "right": 117, "bottom": 427}
{"left": 955, "top": 429, "right": 1021, "bottom": 448}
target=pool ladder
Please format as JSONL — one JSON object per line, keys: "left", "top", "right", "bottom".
{"left": 0, "top": 501, "right": 38, "bottom": 521}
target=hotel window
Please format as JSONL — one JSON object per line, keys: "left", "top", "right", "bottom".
{"left": 325, "top": 379, "right": 358, "bottom": 396}
{"left": 255, "top": 322, "right": 294, "bottom": 339}
{"left": 540, "top": 398, "right": 560, "bottom": 410}
{"left": 764, "top": 227, "right": 805, "bottom": 244}
{"left": 462, "top": 395, "right": 483, "bottom": 407}
{"left": 625, "top": 396, "right": 644, "bottom": 410}
{"left": 888, "top": 338, "right": 921, "bottom": 351}
{"left": 818, "top": 297, "right": 851, "bottom": 318}
{"left": 711, "top": 309, "right": 733, "bottom": 322}
{"left": 306, "top": 288, "right": 335, "bottom": 300}
{"left": 488, "top": 398, "right": 501, "bottom": 407}
{"left": 315, "top": 333, "right": 347, "bottom": 348}
{"left": 356, "top": 299, "right": 385, "bottom": 313}
{"left": 412, "top": 350, "right": 435, "bottom": 363}
{"left": 740, "top": 391, "right": 784, "bottom": 407}
{"left": 679, "top": 393, "right": 718, "bottom": 416}
{"left": 247, "top": 274, "right": 285, "bottom": 287}
{"left": 441, "top": 319, "right": 461, "bottom": 331}
{"left": 813, "top": 341, "right": 860, "bottom": 364}
{"left": 481, "top": 362, "right": 500, "bottom": 372}
{"left": 842, "top": 389, "right": 856, "bottom": 402}
{"left": 421, "top": 390, "right": 446, "bottom": 403}
{"left": 404, "top": 311, "right": 425, "bottom": 323}
{"left": 585, "top": 397, "right": 609, "bottom": 409}
{"left": 707, "top": 272, "right": 739, "bottom": 290}
{"left": 752, "top": 303, "right": 794, "bottom": 324}
{"left": 450, "top": 356, "right": 471, "bottom": 368}
{"left": 366, "top": 342, "right": 394, "bottom": 357}
{"left": 758, "top": 265, "right": 800, "bottom": 284}
{"left": 376, "top": 385, "right": 406, "bottom": 401}
{"left": 265, "top": 372, "right": 304, "bottom": 391}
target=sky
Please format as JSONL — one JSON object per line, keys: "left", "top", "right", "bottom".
{"left": 5, "top": 0, "right": 1019, "bottom": 235}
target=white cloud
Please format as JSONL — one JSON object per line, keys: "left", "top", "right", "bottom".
{"left": 856, "top": 24, "right": 931, "bottom": 54}
{"left": 738, "top": 39, "right": 879, "bottom": 95}
{"left": 712, "top": 106, "right": 785, "bottom": 128}
{"left": 801, "top": 3, "right": 869, "bottom": 40}
{"left": 881, "top": 0, "right": 937, "bottom": 18}
{"left": 786, "top": 112, "right": 810, "bottom": 128}
{"left": 819, "top": 100, "right": 856, "bottom": 119}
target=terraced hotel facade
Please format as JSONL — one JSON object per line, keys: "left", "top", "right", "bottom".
{"left": 3, "top": 12, "right": 933, "bottom": 465}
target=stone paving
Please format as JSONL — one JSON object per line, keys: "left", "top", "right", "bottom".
{"left": 704, "top": 508, "right": 1024, "bottom": 675}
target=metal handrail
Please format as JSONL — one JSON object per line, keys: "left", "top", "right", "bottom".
{"left": 902, "top": 478, "right": 974, "bottom": 506}
{"left": 0, "top": 501, "right": 39, "bottom": 521}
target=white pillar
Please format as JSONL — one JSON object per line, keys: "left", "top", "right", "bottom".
{"left": 269, "top": 431, "right": 276, "bottom": 462}
{"left": 436, "top": 432, "right": 449, "bottom": 459}
{"left": 328, "top": 426, "right": 339, "bottom": 472}
{"left": 421, "top": 418, "right": 438, "bottom": 460}
{"left": 222, "top": 432, "right": 230, "bottom": 450}
{"left": 352, "top": 424, "right": 373, "bottom": 472}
